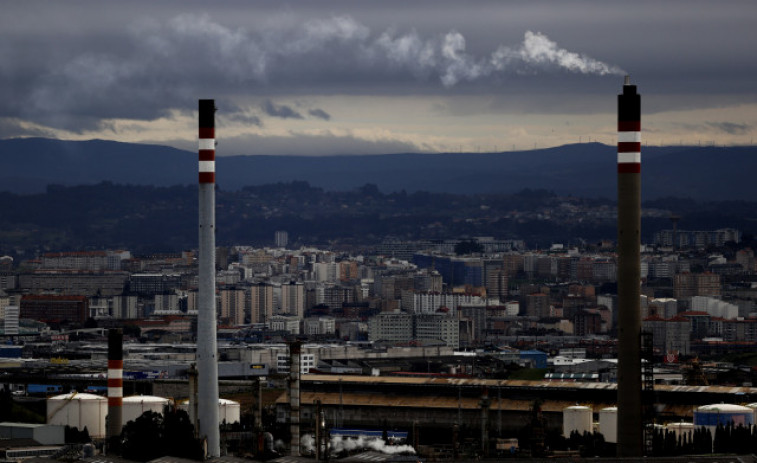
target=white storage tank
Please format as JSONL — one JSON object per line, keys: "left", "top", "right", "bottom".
{"left": 562, "top": 405, "right": 592, "bottom": 438}
{"left": 745, "top": 403, "right": 757, "bottom": 423}
{"left": 178, "top": 398, "right": 240, "bottom": 424}
{"left": 122, "top": 395, "right": 171, "bottom": 425}
{"left": 218, "top": 398, "right": 241, "bottom": 424}
{"left": 665, "top": 421, "right": 695, "bottom": 440}
{"left": 694, "top": 404, "right": 754, "bottom": 432}
{"left": 46, "top": 393, "right": 107, "bottom": 438}
{"left": 598, "top": 407, "right": 617, "bottom": 443}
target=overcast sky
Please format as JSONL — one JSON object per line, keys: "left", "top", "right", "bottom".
{"left": 2, "top": 0, "right": 756, "bottom": 155}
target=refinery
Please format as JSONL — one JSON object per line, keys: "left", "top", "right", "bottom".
{"left": 1, "top": 6, "right": 756, "bottom": 461}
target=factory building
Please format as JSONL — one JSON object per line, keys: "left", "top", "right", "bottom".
{"left": 20, "top": 295, "right": 88, "bottom": 324}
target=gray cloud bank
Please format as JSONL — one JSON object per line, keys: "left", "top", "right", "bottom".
{"left": 0, "top": 13, "right": 623, "bottom": 132}
{"left": 263, "top": 100, "right": 304, "bottom": 120}
{"left": 706, "top": 122, "right": 752, "bottom": 136}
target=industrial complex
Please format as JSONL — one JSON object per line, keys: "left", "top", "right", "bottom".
{"left": 0, "top": 80, "right": 756, "bottom": 463}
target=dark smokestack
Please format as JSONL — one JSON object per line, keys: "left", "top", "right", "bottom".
{"left": 290, "top": 341, "right": 301, "bottom": 456}
{"left": 197, "top": 99, "right": 220, "bottom": 457}
{"left": 616, "top": 76, "right": 643, "bottom": 457}
{"left": 107, "top": 328, "right": 123, "bottom": 440}
{"left": 480, "top": 387, "right": 490, "bottom": 457}
{"left": 188, "top": 364, "right": 199, "bottom": 436}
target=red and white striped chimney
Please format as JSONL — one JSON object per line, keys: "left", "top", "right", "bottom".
{"left": 617, "top": 75, "right": 641, "bottom": 174}
{"left": 197, "top": 99, "right": 221, "bottom": 457}
{"left": 616, "top": 75, "right": 643, "bottom": 457}
{"left": 107, "top": 328, "right": 123, "bottom": 440}
{"left": 199, "top": 103, "right": 215, "bottom": 185}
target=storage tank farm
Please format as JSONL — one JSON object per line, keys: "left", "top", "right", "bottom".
{"left": 747, "top": 403, "right": 757, "bottom": 423}
{"left": 178, "top": 398, "right": 240, "bottom": 424}
{"left": 598, "top": 406, "right": 618, "bottom": 444}
{"left": 693, "top": 404, "right": 754, "bottom": 435}
{"left": 121, "top": 395, "right": 171, "bottom": 425}
{"left": 47, "top": 393, "right": 107, "bottom": 438}
{"left": 665, "top": 421, "right": 695, "bottom": 440}
{"left": 562, "top": 405, "right": 593, "bottom": 438}
{"left": 107, "top": 328, "right": 123, "bottom": 440}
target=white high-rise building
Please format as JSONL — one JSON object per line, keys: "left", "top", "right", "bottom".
{"left": 280, "top": 282, "right": 305, "bottom": 318}
{"left": 304, "top": 317, "right": 336, "bottom": 336}
{"left": 409, "top": 291, "right": 486, "bottom": 315}
{"left": 648, "top": 298, "right": 678, "bottom": 319}
{"left": 275, "top": 231, "right": 288, "bottom": 248}
{"left": 219, "top": 288, "right": 246, "bottom": 325}
{"left": 277, "top": 352, "right": 316, "bottom": 374}
{"left": 154, "top": 293, "right": 182, "bottom": 315}
{"left": 313, "top": 262, "right": 339, "bottom": 282}
{"left": 270, "top": 315, "right": 301, "bottom": 334}
{"left": 415, "top": 313, "right": 459, "bottom": 348}
{"left": 690, "top": 296, "right": 738, "bottom": 319}
{"left": 368, "top": 312, "right": 413, "bottom": 343}
{"left": 0, "top": 291, "right": 10, "bottom": 319}
{"left": 113, "top": 295, "right": 139, "bottom": 319}
{"left": 250, "top": 283, "right": 274, "bottom": 324}
{"left": 4, "top": 305, "right": 19, "bottom": 335}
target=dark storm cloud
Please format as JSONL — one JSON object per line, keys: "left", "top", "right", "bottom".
{"left": 215, "top": 100, "right": 263, "bottom": 127}
{"left": 0, "top": 11, "right": 625, "bottom": 132}
{"left": 220, "top": 113, "right": 263, "bottom": 128}
{"left": 308, "top": 109, "right": 331, "bottom": 121}
{"left": 262, "top": 100, "right": 304, "bottom": 120}
{"left": 3, "top": 0, "right": 756, "bottom": 137}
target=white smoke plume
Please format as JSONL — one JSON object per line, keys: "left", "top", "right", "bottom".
{"left": 301, "top": 433, "right": 416, "bottom": 455}
{"left": 301, "top": 434, "right": 315, "bottom": 453}
{"left": 274, "top": 439, "right": 286, "bottom": 452}
{"left": 17, "top": 13, "right": 625, "bottom": 129}
{"left": 136, "top": 14, "right": 623, "bottom": 86}
{"left": 491, "top": 31, "right": 625, "bottom": 77}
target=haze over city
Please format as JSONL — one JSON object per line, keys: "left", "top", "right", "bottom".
{"left": 2, "top": 0, "right": 756, "bottom": 155}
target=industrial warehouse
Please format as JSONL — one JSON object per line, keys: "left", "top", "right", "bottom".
{"left": 5, "top": 335, "right": 757, "bottom": 461}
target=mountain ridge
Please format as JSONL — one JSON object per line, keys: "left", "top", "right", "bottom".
{"left": 1, "top": 137, "right": 754, "bottom": 200}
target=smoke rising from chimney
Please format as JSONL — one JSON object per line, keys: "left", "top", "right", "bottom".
{"left": 17, "top": 13, "right": 624, "bottom": 130}
{"left": 147, "top": 14, "right": 624, "bottom": 86}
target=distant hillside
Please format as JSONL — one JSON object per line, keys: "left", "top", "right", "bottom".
{"left": 1, "top": 138, "right": 754, "bottom": 200}
{"left": 0, "top": 181, "right": 754, "bottom": 256}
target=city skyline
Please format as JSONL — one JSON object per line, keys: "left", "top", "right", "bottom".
{"left": 1, "top": 0, "right": 755, "bottom": 155}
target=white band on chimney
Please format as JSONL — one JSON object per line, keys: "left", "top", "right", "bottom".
{"left": 108, "top": 387, "right": 123, "bottom": 397}
{"left": 199, "top": 139, "right": 216, "bottom": 150}
{"left": 618, "top": 132, "right": 641, "bottom": 143}
{"left": 107, "top": 369, "right": 123, "bottom": 379}
{"left": 199, "top": 161, "right": 215, "bottom": 173}
{"left": 618, "top": 152, "right": 641, "bottom": 164}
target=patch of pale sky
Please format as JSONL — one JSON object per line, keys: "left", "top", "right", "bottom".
{"left": 18, "top": 97, "right": 757, "bottom": 156}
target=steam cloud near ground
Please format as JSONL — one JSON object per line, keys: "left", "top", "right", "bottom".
{"left": 301, "top": 433, "right": 416, "bottom": 455}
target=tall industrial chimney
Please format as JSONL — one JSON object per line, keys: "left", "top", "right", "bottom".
{"left": 107, "top": 328, "right": 123, "bottom": 441}
{"left": 197, "top": 99, "right": 221, "bottom": 457}
{"left": 289, "top": 341, "right": 301, "bottom": 456}
{"left": 616, "top": 76, "right": 643, "bottom": 457}
{"left": 187, "top": 364, "right": 199, "bottom": 436}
